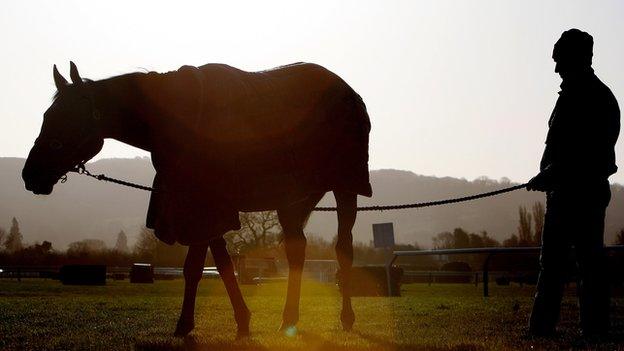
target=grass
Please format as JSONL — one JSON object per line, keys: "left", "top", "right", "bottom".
{"left": 0, "top": 279, "right": 623, "bottom": 350}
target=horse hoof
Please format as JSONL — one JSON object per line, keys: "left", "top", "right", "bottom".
{"left": 278, "top": 322, "right": 293, "bottom": 332}
{"left": 279, "top": 312, "right": 299, "bottom": 334}
{"left": 236, "top": 329, "right": 251, "bottom": 340}
{"left": 278, "top": 323, "right": 299, "bottom": 337}
{"left": 173, "top": 320, "right": 194, "bottom": 337}
{"left": 340, "top": 310, "right": 355, "bottom": 331}
{"left": 235, "top": 310, "right": 251, "bottom": 339}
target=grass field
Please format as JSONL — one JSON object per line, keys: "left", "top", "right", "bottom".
{"left": 0, "top": 279, "right": 623, "bottom": 350}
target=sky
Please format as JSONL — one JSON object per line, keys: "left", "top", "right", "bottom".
{"left": 1, "top": 0, "right": 623, "bottom": 184}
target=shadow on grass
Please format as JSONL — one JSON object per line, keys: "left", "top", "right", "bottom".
{"left": 517, "top": 332, "right": 624, "bottom": 351}
{"left": 134, "top": 335, "right": 269, "bottom": 351}
{"left": 515, "top": 302, "right": 624, "bottom": 349}
{"left": 134, "top": 309, "right": 624, "bottom": 351}
{"left": 352, "top": 331, "right": 484, "bottom": 351}
{"left": 135, "top": 332, "right": 486, "bottom": 351}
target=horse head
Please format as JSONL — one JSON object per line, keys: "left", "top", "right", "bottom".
{"left": 22, "top": 62, "right": 104, "bottom": 195}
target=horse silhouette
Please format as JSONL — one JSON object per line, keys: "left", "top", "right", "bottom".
{"left": 22, "top": 62, "right": 372, "bottom": 337}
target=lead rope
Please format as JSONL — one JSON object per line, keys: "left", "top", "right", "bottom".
{"left": 68, "top": 162, "right": 527, "bottom": 212}
{"left": 70, "top": 163, "right": 155, "bottom": 192}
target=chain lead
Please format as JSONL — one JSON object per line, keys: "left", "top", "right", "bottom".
{"left": 67, "top": 162, "right": 527, "bottom": 212}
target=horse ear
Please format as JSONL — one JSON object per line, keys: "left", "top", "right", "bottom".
{"left": 69, "top": 61, "right": 82, "bottom": 85}
{"left": 53, "top": 64, "right": 68, "bottom": 90}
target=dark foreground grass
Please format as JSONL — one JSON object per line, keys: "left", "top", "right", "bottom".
{"left": 0, "top": 279, "right": 623, "bottom": 350}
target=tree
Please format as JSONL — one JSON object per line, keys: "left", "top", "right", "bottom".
{"left": 0, "top": 226, "right": 6, "bottom": 250}
{"left": 468, "top": 233, "right": 484, "bottom": 248}
{"left": 225, "top": 211, "right": 281, "bottom": 254}
{"left": 433, "top": 228, "right": 498, "bottom": 250}
{"left": 480, "top": 231, "right": 500, "bottom": 247}
{"left": 503, "top": 234, "right": 519, "bottom": 247}
{"left": 67, "top": 239, "right": 106, "bottom": 255}
{"left": 432, "top": 231, "right": 454, "bottom": 249}
{"left": 4, "top": 217, "right": 23, "bottom": 252}
{"left": 433, "top": 228, "right": 499, "bottom": 249}
{"left": 132, "top": 227, "right": 188, "bottom": 266}
{"left": 14, "top": 241, "right": 55, "bottom": 266}
{"left": 133, "top": 227, "right": 158, "bottom": 260}
{"left": 26, "top": 241, "right": 53, "bottom": 256}
{"left": 114, "top": 230, "right": 129, "bottom": 253}
{"left": 517, "top": 206, "right": 533, "bottom": 246}
{"left": 452, "top": 228, "right": 470, "bottom": 249}
{"left": 532, "top": 202, "right": 545, "bottom": 245}
{"left": 37, "top": 240, "right": 53, "bottom": 253}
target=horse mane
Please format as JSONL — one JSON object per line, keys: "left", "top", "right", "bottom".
{"left": 51, "top": 71, "right": 153, "bottom": 102}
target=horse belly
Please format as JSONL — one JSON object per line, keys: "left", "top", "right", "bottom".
{"left": 229, "top": 122, "right": 371, "bottom": 211}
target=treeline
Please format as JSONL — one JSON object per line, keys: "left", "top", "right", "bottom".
{"left": 427, "top": 202, "right": 624, "bottom": 272}
{"left": 0, "top": 213, "right": 427, "bottom": 268}
{"left": 430, "top": 201, "right": 624, "bottom": 250}
{"left": 223, "top": 211, "right": 424, "bottom": 264}
{"left": 0, "top": 218, "right": 193, "bottom": 267}
{"left": 2, "top": 203, "right": 622, "bottom": 269}
{"left": 431, "top": 202, "right": 545, "bottom": 249}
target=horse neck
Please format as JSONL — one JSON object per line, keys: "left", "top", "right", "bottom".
{"left": 93, "top": 73, "right": 158, "bottom": 152}
{"left": 94, "top": 70, "right": 199, "bottom": 155}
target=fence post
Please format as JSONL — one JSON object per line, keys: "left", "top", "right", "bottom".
{"left": 385, "top": 254, "right": 398, "bottom": 296}
{"left": 482, "top": 253, "right": 494, "bottom": 297}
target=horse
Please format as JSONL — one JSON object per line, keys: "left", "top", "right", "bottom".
{"left": 22, "top": 61, "right": 372, "bottom": 337}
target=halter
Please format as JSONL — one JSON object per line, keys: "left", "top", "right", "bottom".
{"left": 61, "top": 96, "right": 104, "bottom": 176}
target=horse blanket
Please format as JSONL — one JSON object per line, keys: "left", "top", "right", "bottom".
{"left": 144, "top": 63, "right": 372, "bottom": 245}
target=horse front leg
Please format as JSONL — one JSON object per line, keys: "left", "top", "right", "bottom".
{"left": 174, "top": 244, "right": 208, "bottom": 337}
{"left": 334, "top": 191, "right": 357, "bottom": 331}
{"left": 209, "top": 237, "right": 251, "bottom": 338}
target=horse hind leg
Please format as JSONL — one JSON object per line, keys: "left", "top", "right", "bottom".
{"left": 334, "top": 191, "right": 357, "bottom": 331}
{"left": 278, "top": 193, "right": 324, "bottom": 331}
{"left": 175, "top": 244, "right": 208, "bottom": 337}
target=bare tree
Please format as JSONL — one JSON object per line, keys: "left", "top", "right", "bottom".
{"left": 225, "top": 211, "right": 282, "bottom": 254}
{"left": 503, "top": 233, "right": 520, "bottom": 247}
{"left": 452, "top": 228, "right": 470, "bottom": 248}
{"left": 532, "top": 202, "right": 545, "bottom": 245}
{"left": 133, "top": 227, "right": 158, "bottom": 260}
{"left": 433, "top": 229, "right": 500, "bottom": 249}
{"left": 517, "top": 206, "right": 533, "bottom": 246}
{"left": 479, "top": 231, "right": 500, "bottom": 247}
{"left": 432, "top": 231, "right": 454, "bottom": 249}
{"left": 132, "top": 227, "right": 189, "bottom": 266}
{"left": 0, "top": 227, "right": 6, "bottom": 250}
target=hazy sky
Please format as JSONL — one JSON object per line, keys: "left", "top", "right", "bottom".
{"left": 1, "top": 0, "right": 623, "bottom": 184}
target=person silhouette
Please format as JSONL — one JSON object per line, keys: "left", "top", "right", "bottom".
{"left": 526, "top": 29, "right": 620, "bottom": 337}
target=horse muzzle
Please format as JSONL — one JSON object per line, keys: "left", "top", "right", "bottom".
{"left": 26, "top": 182, "right": 55, "bottom": 195}
{"left": 22, "top": 165, "right": 59, "bottom": 195}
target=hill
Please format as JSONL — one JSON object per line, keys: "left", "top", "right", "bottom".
{"left": 1, "top": 157, "right": 622, "bottom": 249}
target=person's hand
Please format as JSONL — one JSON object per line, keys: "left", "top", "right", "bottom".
{"left": 526, "top": 172, "right": 550, "bottom": 192}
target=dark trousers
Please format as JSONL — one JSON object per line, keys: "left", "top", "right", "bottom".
{"left": 529, "top": 182, "right": 611, "bottom": 335}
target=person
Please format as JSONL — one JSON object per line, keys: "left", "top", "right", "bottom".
{"left": 527, "top": 28, "right": 620, "bottom": 337}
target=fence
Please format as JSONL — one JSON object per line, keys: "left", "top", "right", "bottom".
{"left": 0, "top": 265, "right": 220, "bottom": 281}
{"left": 386, "top": 245, "right": 624, "bottom": 297}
